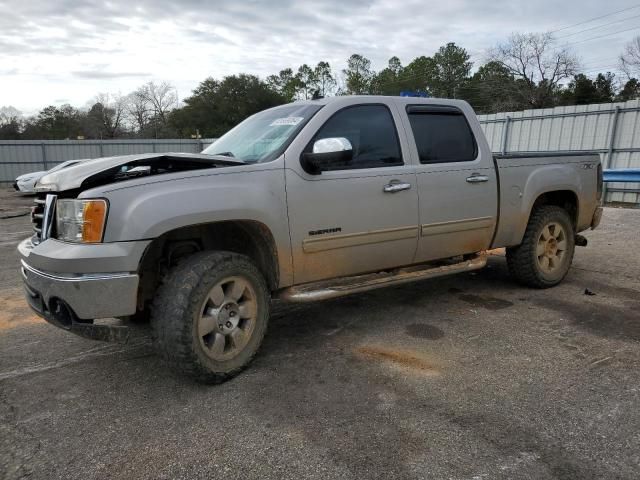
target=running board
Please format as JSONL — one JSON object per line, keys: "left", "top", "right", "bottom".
{"left": 277, "top": 254, "right": 487, "bottom": 303}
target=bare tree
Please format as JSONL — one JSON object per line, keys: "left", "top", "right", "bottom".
{"left": 488, "top": 32, "right": 579, "bottom": 108}
{"left": 0, "top": 106, "right": 21, "bottom": 125}
{"left": 91, "top": 93, "right": 126, "bottom": 138}
{"left": 125, "top": 87, "right": 152, "bottom": 134}
{"left": 620, "top": 36, "right": 640, "bottom": 79}
{"left": 140, "top": 81, "right": 177, "bottom": 125}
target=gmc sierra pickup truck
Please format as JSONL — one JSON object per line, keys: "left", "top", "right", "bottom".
{"left": 18, "top": 96, "right": 603, "bottom": 383}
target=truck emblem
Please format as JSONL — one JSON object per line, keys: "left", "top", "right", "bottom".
{"left": 308, "top": 227, "right": 342, "bottom": 236}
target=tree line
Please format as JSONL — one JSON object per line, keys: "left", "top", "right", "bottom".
{"left": 2, "top": 32, "right": 640, "bottom": 141}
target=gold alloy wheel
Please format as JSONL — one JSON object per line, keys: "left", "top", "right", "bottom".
{"left": 196, "top": 276, "right": 258, "bottom": 361}
{"left": 536, "top": 222, "right": 567, "bottom": 274}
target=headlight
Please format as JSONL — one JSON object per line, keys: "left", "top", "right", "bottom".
{"left": 56, "top": 199, "right": 108, "bottom": 243}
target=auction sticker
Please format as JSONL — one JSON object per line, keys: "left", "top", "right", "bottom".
{"left": 270, "top": 116, "right": 304, "bottom": 126}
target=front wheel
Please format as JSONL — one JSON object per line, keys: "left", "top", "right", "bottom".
{"left": 506, "top": 205, "right": 576, "bottom": 288}
{"left": 151, "top": 251, "right": 269, "bottom": 384}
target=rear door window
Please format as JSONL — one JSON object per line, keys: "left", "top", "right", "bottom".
{"left": 406, "top": 106, "right": 477, "bottom": 164}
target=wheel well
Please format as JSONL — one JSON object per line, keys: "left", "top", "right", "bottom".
{"left": 136, "top": 221, "right": 279, "bottom": 313}
{"left": 531, "top": 190, "right": 578, "bottom": 227}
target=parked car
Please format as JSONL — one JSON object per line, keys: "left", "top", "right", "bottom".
{"left": 13, "top": 160, "right": 84, "bottom": 193}
{"left": 18, "top": 96, "right": 603, "bottom": 383}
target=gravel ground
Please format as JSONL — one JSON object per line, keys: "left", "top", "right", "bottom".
{"left": 1, "top": 188, "right": 639, "bottom": 480}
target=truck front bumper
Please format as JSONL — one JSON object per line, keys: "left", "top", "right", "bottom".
{"left": 21, "top": 260, "right": 139, "bottom": 321}
{"left": 18, "top": 237, "right": 144, "bottom": 337}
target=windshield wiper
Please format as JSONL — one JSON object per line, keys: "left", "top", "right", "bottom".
{"left": 211, "top": 151, "right": 235, "bottom": 158}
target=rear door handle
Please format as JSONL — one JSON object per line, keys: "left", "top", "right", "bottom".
{"left": 466, "top": 175, "right": 489, "bottom": 183}
{"left": 383, "top": 181, "right": 412, "bottom": 193}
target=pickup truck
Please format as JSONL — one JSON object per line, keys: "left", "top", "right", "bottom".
{"left": 18, "top": 96, "right": 603, "bottom": 383}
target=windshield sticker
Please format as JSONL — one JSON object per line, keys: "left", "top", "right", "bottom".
{"left": 269, "top": 116, "right": 304, "bottom": 126}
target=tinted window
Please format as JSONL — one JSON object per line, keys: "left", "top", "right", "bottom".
{"left": 407, "top": 109, "right": 477, "bottom": 163}
{"left": 309, "top": 105, "right": 402, "bottom": 170}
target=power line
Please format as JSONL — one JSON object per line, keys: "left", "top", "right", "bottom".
{"left": 564, "top": 24, "right": 640, "bottom": 47}
{"left": 556, "top": 13, "right": 640, "bottom": 39}
{"left": 549, "top": 4, "right": 640, "bottom": 33}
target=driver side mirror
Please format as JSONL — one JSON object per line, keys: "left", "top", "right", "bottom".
{"left": 301, "top": 137, "right": 353, "bottom": 174}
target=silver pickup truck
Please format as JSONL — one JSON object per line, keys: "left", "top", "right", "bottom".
{"left": 18, "top": 96, "right": 603, "bottom": 383}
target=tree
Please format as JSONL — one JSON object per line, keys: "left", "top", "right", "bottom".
{"left": 560, "top": 72, "right": 615, "bottom": 105}
{"left": 489, "top": 32, "right": 579, "bottom": 108}
{"left": 125, "top": 88, "right": 152, "bottom": 134}
{"left": 370, "top": 56, "right": 406, "bottom": 95}
{"left": 170, "top": 74, "right": 285, "bottom": 138}
{"left": 314, "top": 61, "right": 336, "bottom": 97}
{"left": 266, "top": 68, "right": 302, "bottom": 101}
{"left": 458, "top": 61, "right": 524, "bottom": 113}
{"left": 617, "top": 78, "right": 640, "bottom": 101}
{"left": 431, "top": 43, "right": 472, "bottom": 98}
{"left": 343, "top": 54, "right": 373, "bottom": 94}
{"left": 0, "top": 106, "right": 22, "bottom": 139}
{"left": 295, "top": 64, "right": 318, "bottom": 99}
{"left": 21, "top": 105, "right": 83, "bottom": 140}
{"left": 140, "top": 81, "right": 177, "bottom": 125}
{"left": 620, "top": 36, "right": 640, "bottom": 78}
{"left": 87, "top": 93, "right": 126, "bottom": 138}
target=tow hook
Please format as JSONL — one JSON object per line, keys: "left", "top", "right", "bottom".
{"left": 575, "top": 234, "right": 588, "bottom": 247}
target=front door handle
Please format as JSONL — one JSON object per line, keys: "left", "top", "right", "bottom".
{"left": 383, "top": 181, "right": 411, "bottom": 193}
{"left": 466, "top": 174, "right": 489, "bottom": 183}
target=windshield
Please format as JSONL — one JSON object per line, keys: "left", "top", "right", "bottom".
{"left": 202, "top": 104, "right": 321, "bottom": 163}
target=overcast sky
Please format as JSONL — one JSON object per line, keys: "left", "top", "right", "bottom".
{"left": 0, "top": 0, "right": 637, "bottom": 114}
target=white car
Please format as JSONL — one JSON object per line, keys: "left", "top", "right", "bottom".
{"left": 14, "top": 160, "right": 83, "bottom": 193}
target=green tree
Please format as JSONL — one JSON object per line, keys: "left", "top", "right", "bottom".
{"left": 343, "top": 54, "right": 373, "bottom": 94}
{"left": 370, "top": 56, "right": 406, "bottom": 95}
{"left": 170, "top": 74, "right": 285, "bottom": 138}
{"left": 266, "top": 68, "right": 301, "bottom": 102}
{"left": 314, "top": 61, "right": 336, "bottom": 97}
{"left": 617, "top": 78, "right": 640, "bottom": 101}
{"left": 458, "top": 61, "right": 524, "bottom": 113}
{"left": 431, "top": 43, "right": 472, "bottom": 98}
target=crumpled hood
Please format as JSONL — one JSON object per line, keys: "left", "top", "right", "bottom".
{"left": 35, "top": 152, "right": 244, "bottom": 192}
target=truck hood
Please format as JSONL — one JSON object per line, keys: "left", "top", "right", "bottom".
{"left": 35, "top": 152, "right": 244, "bottom": 193}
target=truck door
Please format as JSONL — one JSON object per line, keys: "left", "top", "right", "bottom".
{"left": 284, "top": 100, "right": 419, "bottom": 284}
{"left": 399, "top": 102, "right": 498, "bottom": 262}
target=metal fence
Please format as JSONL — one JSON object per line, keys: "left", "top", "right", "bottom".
{"left": 0, "top": 139, "right": 216, "bottom": 185}
{"left": 477, "top": 99, "right": 640, "bottom": 204}
{"left": 2, "top": 100, "right": 640, "bottom": 203}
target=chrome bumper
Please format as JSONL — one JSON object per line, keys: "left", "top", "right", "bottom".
{"left": 21, "top": 260, "right": 139, "bottom": 321}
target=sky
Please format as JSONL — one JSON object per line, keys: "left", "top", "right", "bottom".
{"left": 0, "top": 0, "right": 638, "bottom": 115}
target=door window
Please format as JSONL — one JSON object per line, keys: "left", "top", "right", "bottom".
{"left": 407, "top": 107, "right": 477, "bottom": 163}
{"left": 307, "top": 105, "right": 403, "bottom": 170}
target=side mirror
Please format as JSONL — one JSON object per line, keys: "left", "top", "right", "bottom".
{"left": 301, "top": 137, "right": 353, "bottom": 174}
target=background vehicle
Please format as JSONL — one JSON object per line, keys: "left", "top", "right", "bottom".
{"left": 18, "top": 96, "right": 603, "bottom": 383}
{"left": 13, "top": 159, "right": 84, "bottom": 193}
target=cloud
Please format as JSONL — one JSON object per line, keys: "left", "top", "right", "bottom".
{"left": 0, "top": 0, "right": 634, "bottom": 112}
{"left": 72, "top": 70, "right": 152, "bottom": 79}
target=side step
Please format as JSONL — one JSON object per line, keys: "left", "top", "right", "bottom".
{"left": 277, "top": 254, "right": 487, "bottom": 303}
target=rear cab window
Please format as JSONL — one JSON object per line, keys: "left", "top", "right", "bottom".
{"left": 406, "top": 105, "right": 477, "bottom": 164}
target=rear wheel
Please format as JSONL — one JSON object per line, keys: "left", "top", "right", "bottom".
{"left": 151, "top": 251, "right": 269, "bottom": 383}
{"left": 506, "top": 205, "right": 575, "bottom": 288}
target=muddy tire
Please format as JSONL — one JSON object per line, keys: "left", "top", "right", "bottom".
{"left": 151, "top": 251, "right": 269, "bottom": 384}
{"left": 506, "top": 205, "right": 575, "bottom": 289}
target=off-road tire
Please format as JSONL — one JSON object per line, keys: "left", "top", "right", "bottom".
{"left": 151, "top": 251, "right": 269, "bottom": 384}
{"left": 506, "top": 205, "right": 575, "bottom": 289}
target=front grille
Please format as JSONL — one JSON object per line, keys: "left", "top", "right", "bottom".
{"left": 31, "top": 194, "right": 56, "bottom": 245}
{"left": 31, "top": 197, "right": 46, "bottom": 244}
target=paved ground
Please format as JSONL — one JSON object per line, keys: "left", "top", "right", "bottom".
{"left": 1, "top": 188, "right": 639, "bottom": 480}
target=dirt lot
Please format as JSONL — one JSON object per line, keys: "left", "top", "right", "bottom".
{"left": 1, "top": 188, "right": 639, "bottom": 480}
